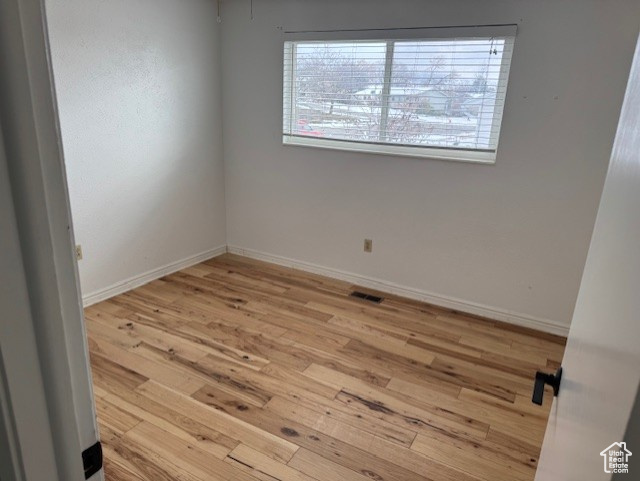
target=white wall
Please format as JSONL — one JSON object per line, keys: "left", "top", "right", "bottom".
{"left": 221, "top": 0, "right": 640, "bottom": 333}
{"left": 45, "top": 0, "right": 226, "bottom": 301}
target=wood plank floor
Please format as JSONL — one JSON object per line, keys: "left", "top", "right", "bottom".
{"left": 86, "top": 253, "right": 565, "bottom": 481}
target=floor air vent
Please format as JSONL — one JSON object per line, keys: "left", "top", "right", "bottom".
{"left": 350, "top": 291, "right": 384, "bottom": 304}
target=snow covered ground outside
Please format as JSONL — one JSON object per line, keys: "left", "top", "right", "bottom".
{"left": 293, "top": 101, "right": 487, "bottom": 149}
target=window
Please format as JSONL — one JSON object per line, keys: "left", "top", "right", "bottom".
{"left": 283, "top": 26, "right": 516, "bottom": 163}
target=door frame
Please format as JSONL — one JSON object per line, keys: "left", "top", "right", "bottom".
{"left": 0, "top": 124, "right": 62, "bottom": 481}
{"left": 0, "top": 0, "right": 101, "bottom": 480}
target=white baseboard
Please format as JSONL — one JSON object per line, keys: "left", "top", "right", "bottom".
{"left": 227, "top": 245, "right": 570, "bottom": 337}
{"left": 82, "top": 245, "right": 227, "bottom": 307}
{"left": 82, "top": 243, "right": 569, "bottom": 336}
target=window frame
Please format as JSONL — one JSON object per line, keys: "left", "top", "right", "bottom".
{"left": 282, "top": 25, "right": 517, "bottom": 164}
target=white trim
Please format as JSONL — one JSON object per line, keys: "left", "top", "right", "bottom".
{"left": 227, "top": 245, "right": 569, "bottom": 337}
{"left": 2, "top": 0, "right": 100, "bottom": 477}
{"left": 283, "top": 135, "right": 496, "bottom": 164}
{"left": 81, "top": 243, "right": 569, "bottom": 336}
{"left": 284, "top": 24, "right": 518, "bottom": 42}
{"left": 378, "top": 40, "right": 395, "bottom": 143}
{"left": 82, "top": 246, "right": 227, "bottom": 307}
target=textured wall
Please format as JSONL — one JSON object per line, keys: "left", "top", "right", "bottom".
{"left": 46, "top": 0, "right": 226, "bottom": 297}
{"left": 44, "top": 0, "right": 640, "bottom": 332}
{"left": 221, "top": 0, "right": 640, "bottom": 331}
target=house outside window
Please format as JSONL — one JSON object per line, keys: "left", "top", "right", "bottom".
{"left": 283, "top": 26, "right": 516, "bottom": 163}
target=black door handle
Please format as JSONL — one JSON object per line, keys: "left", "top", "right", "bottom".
{"left": 532, "top": 367, "right": 562, "bottom": 405}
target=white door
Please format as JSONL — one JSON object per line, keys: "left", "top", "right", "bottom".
{"left": 535, "top": 35, "right": 640, "bottom": 480}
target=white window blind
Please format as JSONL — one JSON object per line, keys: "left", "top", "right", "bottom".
{"left": 283, "top": 26, "right": 516, "bottom": 163}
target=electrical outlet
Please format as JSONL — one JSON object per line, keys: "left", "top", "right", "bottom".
{"left": 364, "top": 239, "right": 373, "bottom": 253}
{"left": 75, "top": 244, "right": 83, "bottom": 261}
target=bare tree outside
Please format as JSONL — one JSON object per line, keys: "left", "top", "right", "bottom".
{"left": 296, "top": 45, "right": 385, "bottom": 115}
{"left": 286, "top": 39, "right": 505, "bottom": 151}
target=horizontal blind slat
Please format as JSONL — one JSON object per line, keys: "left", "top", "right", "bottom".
{"left": 283, "top": 34, "right": 514, "bottom": 157}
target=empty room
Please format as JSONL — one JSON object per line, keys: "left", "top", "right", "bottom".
{"left": 1, "top": 0, "right": 640, "bottom": 480}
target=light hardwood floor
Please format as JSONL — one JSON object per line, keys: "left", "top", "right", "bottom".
{"left": 86, "top": 253, "right": 565, "bottom": 481}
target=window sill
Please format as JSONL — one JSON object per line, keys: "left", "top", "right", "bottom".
{"left": 282, "top": 136, "right": 497, "bottom": 164}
